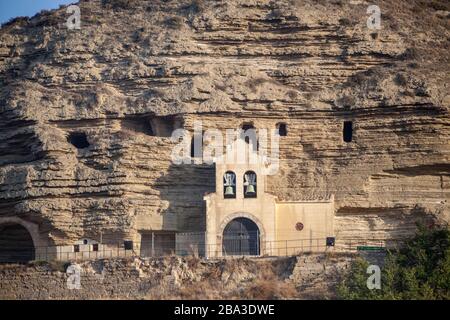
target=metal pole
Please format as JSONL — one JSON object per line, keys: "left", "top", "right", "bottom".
{"left": 256, "top": 230, "right": 259, "bottom": 255}
{"left": 152, "top": 232, "right": 155, "bottom": 257}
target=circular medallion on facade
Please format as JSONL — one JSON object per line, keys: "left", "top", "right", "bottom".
{"left": 295, "top": 222, "right": 304, "bottom": 231}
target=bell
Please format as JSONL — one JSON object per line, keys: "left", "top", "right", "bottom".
{"left": 246, "top": 184, "right": 255, "bottom": 194}
{"left": 224, "top": 186, "right": 235, "bottom": 196}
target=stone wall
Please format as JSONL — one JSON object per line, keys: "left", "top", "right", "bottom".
{"left": 0, "top": 253, "right": 367, "bottom": 300}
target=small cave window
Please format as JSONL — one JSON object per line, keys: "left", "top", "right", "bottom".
{"left": 124, "top": 240, "right": 133, "bottom": 250}
{"left": 68, "top": 132, "right": 90, "bottom": 149}
{"left": 74, "top": 245, "right": 80, "bottom": 253}
{"left": 343, "top": 121, "right": 353, "bottom": 143}
{"left": 150, "top": 116, "right": 181, "bottom": 137}
{"left": 223, "top": 171, "right": 236, "bottom": 199}
{"left": 241, "top": 123, "right": 258, "bottom": 151}
{"left": 92, "top": 243, "right": 99, "bottom": 252}
{"left": 121, "top": 118, "right": 154, "bottom": 136}
{"left": 244, "top": 171, "right": 257, "bottom": 198}
{"left": 190, "top": 132, "right": 204, "bottom": 159}
{"left": 277, "top": 123, "right": 287, "bottom": 136}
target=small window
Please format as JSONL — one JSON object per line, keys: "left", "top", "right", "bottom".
{"left": 244, "top": 171, "right": 257, "bottom": 198}
{"left": 74, "top": 245, "right": 80, "bottom": 253}
{"left": 241, "top": 123, "right": 258, "bottom": 151}
{"left": 223, "top": 171, "right": 236, "bottom": 199}
{"left": 124, "top": 240, "right": 133, "bottom": 250}
{"left": 343, "top": 121, "right": 353, "bottom": 143}
{"left": 150, "top": 116, "right": 177, "bottom": 137}
{"left": 242, "top": 123, "right": 255, "bottom": 132}
{"left": 68, "top": 132, "right": 90, "bottom": 149}
{"left": 92, "top": 243, "right": 99, "bottom": 252}
{"left": 277, "top": 123, "right": 287, "bottom": 136}
{"left": 190, "top": 132, "right": 203, "bottom": 158}
{"left": 121, "top": 118, "right": 154, "bottom": 136}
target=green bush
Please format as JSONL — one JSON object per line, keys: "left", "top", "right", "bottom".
{"left": 337, "top": 224, "right": 450, "bottom": 300}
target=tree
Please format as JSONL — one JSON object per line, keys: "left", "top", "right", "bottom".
{"left": 337, "top": 224, "right": 450, "bottom": 300}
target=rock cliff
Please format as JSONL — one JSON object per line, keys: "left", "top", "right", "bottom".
{"left": 0, "top": 0, "right": 449, "bottom": 246}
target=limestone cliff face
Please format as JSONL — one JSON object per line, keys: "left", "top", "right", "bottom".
{"left": 0, "top": 0, "right": 449, "bottom": 245}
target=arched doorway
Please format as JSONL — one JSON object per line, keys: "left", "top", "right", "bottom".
{"left": 222, "top": 217, "right": 260, "bottom": 256}
{"left": 0, "top": 224, "right": 35, "bottom": 263}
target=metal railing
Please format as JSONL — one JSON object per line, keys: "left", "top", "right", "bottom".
{"left": 0, "top": 235, "right": 406, "bottom": 264}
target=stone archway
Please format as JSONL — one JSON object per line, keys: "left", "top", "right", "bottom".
{"left": 217, "top": 212, "right": 266, "bottom": 255}
{"left": 0, "top": 224, "right": 35, "bottom": 263}
{"left": 0, "top": 217, "right": 42, "bottom": 263}
{"left": 222, "top": 217, "right": 260, "bottom": 256}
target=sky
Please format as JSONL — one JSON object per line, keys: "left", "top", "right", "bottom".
{"left": 0, "top": 0, "right": 76, "bottom": 25}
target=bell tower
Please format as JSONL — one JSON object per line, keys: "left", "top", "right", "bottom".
{"left": 203, "top": 138, "right": 277, "bottom": 257}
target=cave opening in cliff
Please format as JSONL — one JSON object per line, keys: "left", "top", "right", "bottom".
{"left": 121, "top": 118, "right": 154, "bottom": 136}
{"left": 190, "top": 132, "right": 204, "bottom": 159}
{"left": 343, "top": 121, "right": 353, "bottom": 143}
{"left": 241, "top": 123, "right": 258, "bottom": 151}
{"left": 150, "top": 116, "right": 182, "bottom": 137}
{"left": 0, "top": 224, "right": 35, "bottom": 263}
{"left": 277, "top": 123, "right": 287, "bottom": 136}
{"left": 68, "top": 132, "right": 90, "bottom": 149}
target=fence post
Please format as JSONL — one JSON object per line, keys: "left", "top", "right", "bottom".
{"left": 152, "top": 232, "right": 155, "bottom": 257}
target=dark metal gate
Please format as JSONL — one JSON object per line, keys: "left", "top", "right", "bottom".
{"left": 222, "top": 218, "right": 260, "bottom": 256}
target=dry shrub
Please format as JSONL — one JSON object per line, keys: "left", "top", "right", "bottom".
{"left": 48, "top": 260, "right": 70, "bottom": 272}
{"left": 239, "top": 260, "right": 298, "bottom": 299}
{"left": 241, "top": 279, "right": 298, "bottom": 300}
{"left": 1, "top": 16, "right": 29, "bottom": 28}
{"left": 177, "top": 280, "right": 223, "bottom": 299}
{"left": 202, "top": 263, "right": 222, "bottom": 281}
{"left": 185, "top": 255, "right": 201, "bottom": 269}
